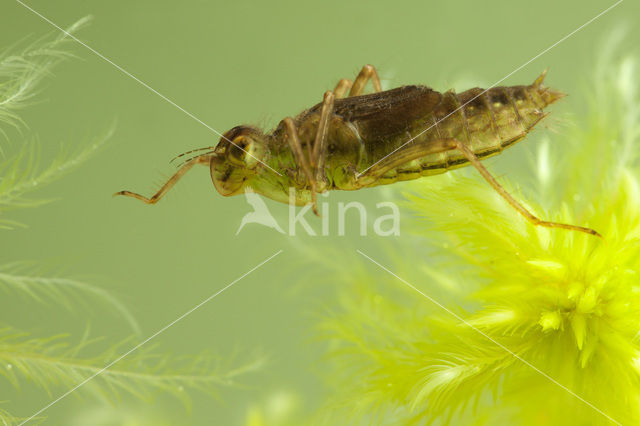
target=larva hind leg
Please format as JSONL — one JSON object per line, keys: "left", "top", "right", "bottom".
{"left": 449, "top": 139, "right": 603, "bottom": 239}
{"left": 356, "top": 138, "right": 602, "bottom": 239}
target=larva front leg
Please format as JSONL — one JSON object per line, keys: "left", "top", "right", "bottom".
{"left": 114, "top": 155, "right": 211, "bottom": 204}
{"left": 283, "top": 117, "right": 319, "bottom": 216}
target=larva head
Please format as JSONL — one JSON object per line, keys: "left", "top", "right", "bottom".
{"left": 210, "top": 125, "right": 267, "bottom": 196}
{"left": 530, "top": 70, "right": 566, "bottom": 107}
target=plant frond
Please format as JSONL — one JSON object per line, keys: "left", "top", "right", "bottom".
{"left": 0, "top": 262, "right": 139, "bottom": 335}
{"left": 0, "top": 16, "right": 91, "bottom": 139}
{"left": 0, "top": 327, "right": 265, "bottom": 409}
{"left": 0, "top": 407, "right": 21, "bottom": 426}
{"left": 0, "top": 125, "right": 112, "bottom": 228}
{"left": 319, "top": 39, "right": 640, "bottom": 425}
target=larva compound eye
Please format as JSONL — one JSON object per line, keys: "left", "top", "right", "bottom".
{"left": 227, "top": 135, "right": 251, "bottom": 166}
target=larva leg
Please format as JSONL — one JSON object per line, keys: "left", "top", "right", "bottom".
{"left": 356, "top": 138, "right": 602, "bottom": 238}
{"left": 283, "top": 117, "right": 319, "bottom": 216}
{"left": 333, "top": 64, "right": 382, "bottom": 98}
{"left": 449, "top": 139, "right": 603, "bottom": 239}
{"left": 333, "top": 79, "right": 353, "bottom": 98}
{"left": 356, "top": 138, "right": 458, "bottom": 186}
{"left": 114, "top": 155, "right": 211, "bottom": 204}
{"left": 311, "top": 90, "right": 336, "bottom": 181}
{"left": 349, "top": 64, "right": 382, "bottom": 96}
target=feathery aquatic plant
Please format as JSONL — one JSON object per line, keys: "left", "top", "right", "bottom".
{"left": 0, "top": 328, "right": 264, "bottom": 406}
{"left": 0, "top": 18, "right": 262, "bottom": 424}
{"left": 321, "top": 37, "right": 640, "bottom": 425}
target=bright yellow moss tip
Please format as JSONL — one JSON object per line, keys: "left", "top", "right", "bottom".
{"left": 539, "top": 311, "right": 563, "bottom": 331}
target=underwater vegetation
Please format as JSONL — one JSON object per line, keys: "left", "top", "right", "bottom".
{"left": 319, "top": 35, "right": 640, "bottom": 425}
{"left": 2, "top": 12, "right": 637, "bottom": 426}
{"left": 0, "top": 18, "right": 262, "bottom": 425}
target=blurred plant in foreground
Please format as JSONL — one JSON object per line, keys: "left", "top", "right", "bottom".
{"left": 0, "top": 18, "right": 262, "bottom": 425}
{"left": 244, "top": 390, "right": 302, "bottom": 426}
{"left": 320, "top": 35, "right": 640, "bottom": 425}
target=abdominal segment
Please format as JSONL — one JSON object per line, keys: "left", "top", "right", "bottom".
{"left": 370, "top": 84, "right": 546, "bottom": 186}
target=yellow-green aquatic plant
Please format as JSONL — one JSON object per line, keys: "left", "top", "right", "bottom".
{"left": 244, "top": 390, "right": 302, "bottom": 426}
{"left": 321, "top": 40, "right": 640, "bottom": 425}
{"left": 0, "top": 19, "right": 261, "bottom": 424}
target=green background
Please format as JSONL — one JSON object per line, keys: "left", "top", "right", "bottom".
{"left": 0, "top": 0, "right": 634, "bottom": 424}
